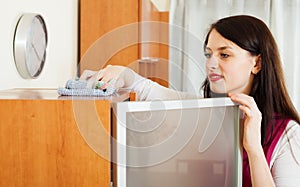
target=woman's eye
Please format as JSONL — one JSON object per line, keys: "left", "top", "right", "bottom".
{"left": 204, "top": 53, "right": 211, "bottom": 58}
{"left": 220, "top": 53, "right": 229, "bottom": 58}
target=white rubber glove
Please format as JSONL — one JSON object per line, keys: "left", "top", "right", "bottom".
{"left": 80, "top": 65, "right": 144, "bottom": 90}
{"left": 80, "top": 65, "right": 199, "bottom": 100}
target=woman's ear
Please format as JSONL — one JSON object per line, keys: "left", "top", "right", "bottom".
{"left": 252, "top": 55, "right": 262, "bottom": 74}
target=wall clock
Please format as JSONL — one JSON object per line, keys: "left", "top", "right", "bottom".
{"left": 13, "top": 13, "right": 48, "bottom": 79}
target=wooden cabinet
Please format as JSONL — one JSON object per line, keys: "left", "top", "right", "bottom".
{"left": 80, "top": 0, "right": 140, "bottom": 71}
{"left": 0, "top": 1, "right": 170, "bottom": 185}
{"left": 80, "top": 0, "right": 169, "bottom": 86}
{"left": 0, "top": 89, "right": 129, "bottom": 187}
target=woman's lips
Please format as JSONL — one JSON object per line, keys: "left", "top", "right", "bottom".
{"left": 209, "top": 73, "right": 224, "bottom": 82}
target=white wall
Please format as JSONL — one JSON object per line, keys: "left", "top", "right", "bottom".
{"left": 0, "top": 0, "right": 78, "bottom": 90}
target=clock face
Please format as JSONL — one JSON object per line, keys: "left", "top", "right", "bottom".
{"left": 14, "top": 14, "right": 48, "bottom": 79}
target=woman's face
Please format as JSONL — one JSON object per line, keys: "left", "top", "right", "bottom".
{"left": 205, "top": 29, "right": 260, "bottom": 94}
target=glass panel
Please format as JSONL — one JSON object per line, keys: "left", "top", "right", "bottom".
{"left": 125, "top": 106, "right": 240, "bottom": 187}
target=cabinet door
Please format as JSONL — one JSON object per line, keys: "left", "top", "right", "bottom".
{"left": 80, "top": 0, "right": 139, "bottom": 71}
{"left": 79, "top": 0, "right": 169, "bottom": 87}
{"left": 138, "top": 0, "right": 169, "bottom": 87}
{"left": 0, "top": 100, "right": 110, "bottom": 187}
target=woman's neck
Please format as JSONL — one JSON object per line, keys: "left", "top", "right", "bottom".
{"left": 211, "top": 91, "right": 227, "bottom": 98}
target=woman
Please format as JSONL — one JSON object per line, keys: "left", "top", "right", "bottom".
{"left": 81, "top": 15, "right": 300, "bottom": 186}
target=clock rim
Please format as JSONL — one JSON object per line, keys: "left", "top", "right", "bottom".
{"left": 13, "top": 13, "right": 48, "bottom": 79}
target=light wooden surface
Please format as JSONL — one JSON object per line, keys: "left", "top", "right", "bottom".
{"left": 0, "top": 90, "right": 117, "bottom": 186}
{"left": 0, "top": 88, "right": 130, "bottom": 101}
{"left": 80, "top": 0, "right": 139, "bottom": 71}
{"left": 139, "top": 0, "right": 169, "bottom": 59}
{"left": 138, "top": 0, "right": 169, "bottom": 87}
{"left": 79, "top": 0, "right": 169, "bottom": 86}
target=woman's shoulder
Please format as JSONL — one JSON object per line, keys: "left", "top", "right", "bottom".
{"left": 270, "top": 120, "right": 300, "bottom": 185}
{"left": 278, "top": 120, "right": 300, "bottom": 163}
{"left": 285, "top": 120, "right": 300, "bottom": 137}
{"left": 270, "top": 119, "right": 299, "bottom": 163}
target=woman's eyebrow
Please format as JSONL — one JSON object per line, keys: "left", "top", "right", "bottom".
{"left": 217, "top": 46, "right": 233, "bottom": 50}
{"left": 205, "top": 46, "right": 233, "bottom": 51}
{"left": 205, "top": 47, "right": 212, "bottom": 51}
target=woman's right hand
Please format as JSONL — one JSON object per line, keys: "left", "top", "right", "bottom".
{"left": 229, "top": 93, "right": 263, "bottom": 154}
{"left": 80, "top": 65, "right": 138, "bottom": 90}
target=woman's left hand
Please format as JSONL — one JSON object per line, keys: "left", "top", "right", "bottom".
{"left": 229, "top": 93, "right": 263, "bottom": 155}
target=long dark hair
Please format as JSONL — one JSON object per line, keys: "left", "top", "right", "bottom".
{"left": 202, "top": 15, "right": 300, "bottom": 145}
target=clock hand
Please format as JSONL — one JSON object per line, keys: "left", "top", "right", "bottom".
{"left": 31, "top": 43, "right": 43, "bottom": 62}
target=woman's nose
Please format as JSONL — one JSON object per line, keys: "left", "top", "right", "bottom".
{"left": 206, "top": 56, "right": 219, "bottom": 69}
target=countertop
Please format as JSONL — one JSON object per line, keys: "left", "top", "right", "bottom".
{"left": 0, "top": 88, "right": 131, "bottom": 102}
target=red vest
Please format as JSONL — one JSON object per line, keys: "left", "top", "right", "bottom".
{"left": 242, "top": 116, "right": 291, "bottom": 187}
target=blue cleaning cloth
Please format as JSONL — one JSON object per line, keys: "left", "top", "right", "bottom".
{"left": 65, "top": 79, "right": 88, "bottom": 89}
{"left": 58, "top": 79, "right": 116, "bottom": 96}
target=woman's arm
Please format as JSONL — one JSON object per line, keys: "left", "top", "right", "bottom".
{"left": 271, "top": 121, "right": 300, "bottom": 186}
{"left": 230, "top": 93, "right": 276, "bottom": 187}
{"left": 247, "top": 147, "right": 275, "bottom": 187}
{"left": 80, "top": 65, "right": 199, "bottom": 101}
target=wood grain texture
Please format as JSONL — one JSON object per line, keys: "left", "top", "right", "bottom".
{"left": 0, "top": 99, "right": 110, "bottom": 187}
{"left": 138, "top": 0, "right": 169, "bottom": 87}
{"left": 139, "top": 0, "right": 169, "bottom": 58}
{"left": 79, "top": 0, "right": 170, "bottom": 87}
{"left": 80, "top": 0, "right": 139, "bottom": 71}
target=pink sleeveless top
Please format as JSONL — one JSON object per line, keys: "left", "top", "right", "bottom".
{"left": 242, "top": 116, "right": 291, "bottom": 187}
